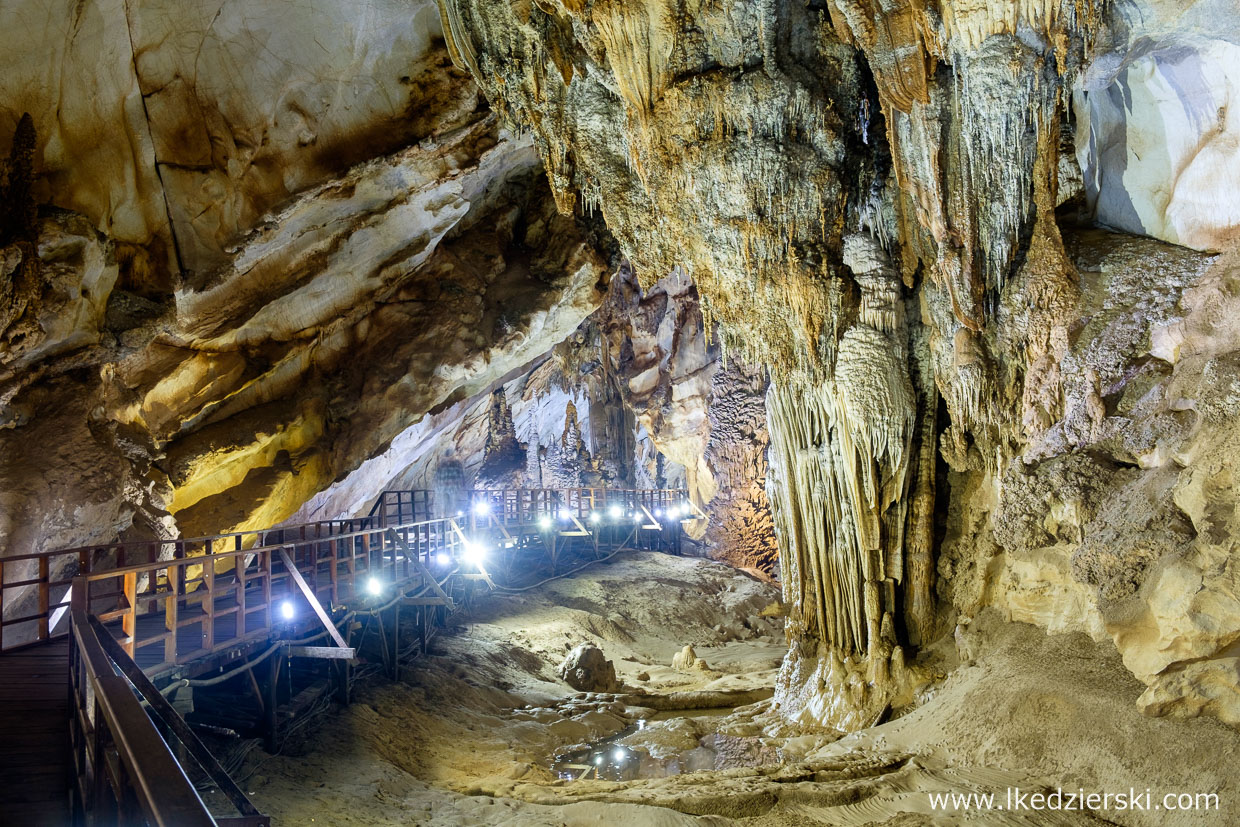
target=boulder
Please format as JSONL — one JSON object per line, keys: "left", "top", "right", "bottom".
{"left": 558, "top": 644, "right": 620, "bottom": 693}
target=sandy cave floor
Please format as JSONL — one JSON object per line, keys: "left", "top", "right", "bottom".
{"left": 236, "top": 552, "right": 1240, "bottom": 826}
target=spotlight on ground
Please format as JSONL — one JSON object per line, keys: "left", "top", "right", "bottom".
{"left": 608, "top": 505, "right": 622, "bottom": 519}
{"left": 538, "top": 515, "right": 553, "bottom": 530}
{"left": 366, "top": 577, "right": 382, "bottom": 596}
{"left": 280, "top": 600, "right": 295, "bottom": 621}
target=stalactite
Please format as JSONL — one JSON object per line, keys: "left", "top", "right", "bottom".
{"left": 767, "top": 236, "right": 914, "bottom": 676}
{"left": 433, "top": 0, "right": 1098, "bottom": 730}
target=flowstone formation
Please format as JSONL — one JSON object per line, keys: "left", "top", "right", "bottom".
{"left": 436, "top": 0, "right": 1240, "bottom": 731}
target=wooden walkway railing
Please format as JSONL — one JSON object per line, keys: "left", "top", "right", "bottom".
{"left": 0, "top": 516, "right": 382, "bottom": 651}
{"left": 1, "top": 488, "right": 694, "bottom": 652}
{"left": 69, "top": 588, "right": 268, "bottom": 826}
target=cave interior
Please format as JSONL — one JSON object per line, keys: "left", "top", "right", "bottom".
{"left": 2, "top": 0, "right": 1240, "bottom": 825}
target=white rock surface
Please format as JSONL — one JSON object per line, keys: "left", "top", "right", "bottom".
{"left": 1075, "top": 3, "right": 1240, "bottom": 251}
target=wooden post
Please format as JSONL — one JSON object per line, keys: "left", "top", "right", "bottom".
{"left": 122, "top": 571, "right": 137, "bottom": 656}
{"left": 38, "top": 555, "right": 49, "bottom": 640}
{"left": 202, "top": 558, "right": 215, "bottom": 651}
{"left": 265, "top": 650, "right": 282, "bottom": 753}
{"left": 165, "top": 565, "right": 179, "bottom": 665}
{"left": 334, "top": 625, "right": 352, "bottom": 705}
{"left": 391, "top": 603, "right": 402, "bottom": 682}
{"left": 236, "top": 554, "right": 247, "bottom": 640}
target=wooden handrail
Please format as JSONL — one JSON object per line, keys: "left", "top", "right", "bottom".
{"left": 69, "top": 580, "right": 221, "bottom": 826}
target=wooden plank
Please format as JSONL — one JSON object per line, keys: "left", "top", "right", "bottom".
{"left": 287, "top": 645, "right": 356, "bottom": 660}
{"left": 401, "top": 596, "right": 450, "bottom": 607}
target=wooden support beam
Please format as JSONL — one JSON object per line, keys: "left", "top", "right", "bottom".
{"left": 387, "top": 529, "right": 455, "bottom": 608}
{"left": 265, "top": 652, "right": 281, "bottom": 753}
{"left": 391, "top": 603, "right": 402, "bottom": 682}
{"left": 277, "top": 547, "right": 350, "bottom": 651}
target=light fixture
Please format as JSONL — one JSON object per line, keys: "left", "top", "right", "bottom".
{"left": 280, "top": 600, "right": 295, "bottom": 621}
{"left": 589, "top": 511, "right": 601, "bottom": 523}
{"left": 366, "top": 577, "right": 382, "bottom": 596}
{"left": 463, "top": 541, "right": 487, "bottom": 568}
{"left": 612, "top": 747, "right": 626, "bottom": 763}
{"left": 472, "top": 501, "right": 491, "bottom": 517}
{"left": 538, "top": 515, "right": 553, "bottom": 530}
{"left": 608, "top": 505, "right": 622, "bottom": 519}
{"left": 455, "top": 509, "right": 464, "bottom": 517}
{"left": 654, "top": 508, "right": 663, "bottom": 518}
{"left": 593, "top": 754, "right": 604, "bottom": 765}
{"left": 558, "top": 508, "right": 571, "bottom": 521}
{"left": 633, "top": 513, "right": 643, "bottom": 524}
{"left": 435, "top": 552, "right": 450, "bottom": 567}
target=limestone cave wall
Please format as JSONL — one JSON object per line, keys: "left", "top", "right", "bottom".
{"left": 0, "top": 6, "right": 611, "bottom": 582}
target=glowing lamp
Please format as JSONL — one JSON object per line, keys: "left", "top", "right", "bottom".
{"left": 280, "top": 600, "right": 295, "bottom": 621}
{"left": 366, "top": 577, "right": 383, "bottom": 596}
{"left": 472, "top": 501, "right": 491, "bottom": 517}
{"left": 608, "top": 505, "right": 622, "bottom": 519}
{"left": 463, "top": 541, "right": 487, "bottom": 568}
{"left": 538, "top": 515, "right": 553, "bottom": 530}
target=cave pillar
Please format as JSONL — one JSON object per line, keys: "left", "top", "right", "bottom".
{"left": 766, "top": 235, "right": 925, "bottom": 729}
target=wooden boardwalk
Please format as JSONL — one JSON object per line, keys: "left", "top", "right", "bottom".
{"left": 0, "top": 487, "right": 691, "bottom": 824}
{"left": 0, "top": 638, "right": 71, "bottom": 826}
